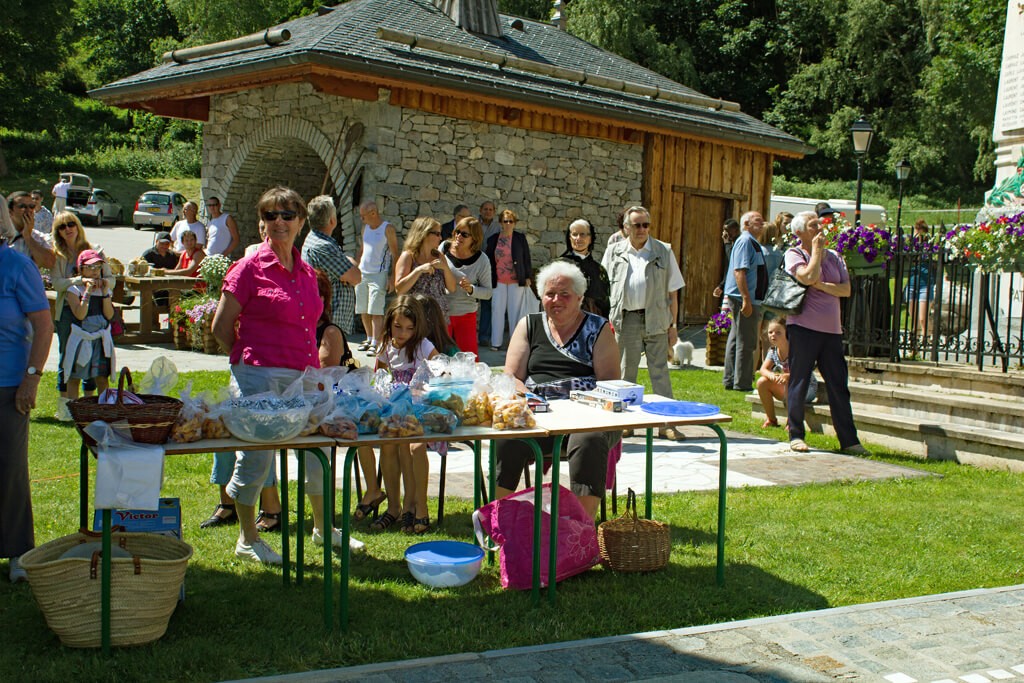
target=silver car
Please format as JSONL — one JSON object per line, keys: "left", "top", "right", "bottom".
{"left": 67, "top": 188, "right": 123, "bottom": 226}
{"left": 133, "top": 191, "right": 187, "bottom": 230}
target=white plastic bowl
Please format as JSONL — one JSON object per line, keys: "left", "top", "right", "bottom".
{"left": 404, "top": 541, "right": 484, "bottom": 588}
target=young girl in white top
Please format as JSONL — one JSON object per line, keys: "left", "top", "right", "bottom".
{"left": 371, "top": 295, "right": 438, "bottom": 534}
{"left": 756, "top": 317, "right": 817, "bottom": 429}
{"left": 63, "top": 250, "right": 115, "bottom": 400}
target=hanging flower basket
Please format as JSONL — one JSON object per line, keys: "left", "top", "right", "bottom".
{"left": 844, "top": 251, "right": 887, "bottom": 276}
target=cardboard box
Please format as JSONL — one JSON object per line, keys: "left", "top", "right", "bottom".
{"left": 93, "top": 498, "right": 185, "bottom": 601}
{"left": 594, "top": 380, "right": 644, "bottom": 406}
{"left": 570, "top": 390, "right": 624, "bottom": 412}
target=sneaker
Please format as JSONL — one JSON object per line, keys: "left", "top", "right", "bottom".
{"left": 357, "top": 340, "right": 373, "bottom": 351}
{"left": 55, "top": 398, "right": 73, "bottom": 423}
{"left": 235, "top": 538, "right": 282, "bottom": 565}
{"left": 9, "top": 556, "right": 27, "bottom": 583}
{"left": 842, "top": 444, "right": 869, "bottom": 456}
{"left": 313, "top": 527, "right": 366, "bottom": 554}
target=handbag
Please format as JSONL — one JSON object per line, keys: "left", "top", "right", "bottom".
{"left": 761, "top": 251, "right": 808, "bottom": 316}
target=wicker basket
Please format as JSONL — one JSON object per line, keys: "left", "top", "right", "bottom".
{"left": 598, "top": 488, "right": 671, "bottom": 572}
{"left": 68, "top": 367, "right": 183, "bottom": 446}
{"left": 172, "top": 324, "right": 190, "bottom": 350}
{"left": 19, "top": 530, "right": 193, "bottom": 648}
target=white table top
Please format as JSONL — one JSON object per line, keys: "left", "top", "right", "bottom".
{"left": 531, "top": 394, "right": 731, "bottom": 435}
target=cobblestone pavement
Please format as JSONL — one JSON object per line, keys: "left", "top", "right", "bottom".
{"left": 233, "top": 585, "right": 1024, "bottom": 683}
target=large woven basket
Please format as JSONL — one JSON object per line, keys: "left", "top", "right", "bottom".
{"left": 69, "top": 367, "right": 183, "bottom": 446}
{"left": 19, "top": 530, "right": 193, "bottom": 648}
{"left": 598, "top": 489, "right": 671, "bottom": 572}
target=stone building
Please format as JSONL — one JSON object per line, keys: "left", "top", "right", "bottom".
{"left": 92, "top": 0, "right": 810, "bottom": 322}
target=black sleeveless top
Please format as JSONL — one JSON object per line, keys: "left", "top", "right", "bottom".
{"left": 524, "top": 311, "right": 607, "bottom": 399}
{"left": 316, "top": 321, "right": 357, "bottom": 371}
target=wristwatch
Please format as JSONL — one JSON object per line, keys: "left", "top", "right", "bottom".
{"left": 26, "top": 366, "right": 40, "bottom": 376}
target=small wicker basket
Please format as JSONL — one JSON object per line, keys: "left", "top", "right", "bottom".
{"left": 19, "top": 530, "right": 193, "bottom": 648}
{"left": 68, "top": 367, "right": 183, "bottom": 446}
{"left": 597, "top": 488, "right": 671, "bottom": 572}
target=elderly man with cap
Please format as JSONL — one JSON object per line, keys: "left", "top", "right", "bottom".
{"left": 603, "top": 205, "right": 684, "bottom": 440}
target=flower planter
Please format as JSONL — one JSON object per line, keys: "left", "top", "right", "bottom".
{"left": 201, "top": 320, "right": 222, "bottom": 355}
{"left": 172, "top": 325, "right": 190, "bottom": 351}
{"left": 844, "top": 252, "right": 887, "bottom": 276}
{"left": 705, "top": 332, "right": 727, "bottom": 366}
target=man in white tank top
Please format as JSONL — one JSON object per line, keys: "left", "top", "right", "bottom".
{"left": 203, "top": 196, "right": 239, "bottom": 256}
{"left": 354, "top": 200, "right": 399, "bottom": 350}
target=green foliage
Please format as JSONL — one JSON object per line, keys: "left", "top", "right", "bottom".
{"left": 498, "top": 0, "right": 551, "bottom": 20}
{"left": 72, "top": 0, "right": 179, "bottom": 88}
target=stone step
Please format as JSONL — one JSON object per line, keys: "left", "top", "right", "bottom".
{"left": 747, "top": 395, "right": 1024, "bottom": 472}
{"left": 848, "top": 358, "right": 1024, "bottom": 400}
{"left": 845, "top": 381, "right": 1024, "bottom": 435}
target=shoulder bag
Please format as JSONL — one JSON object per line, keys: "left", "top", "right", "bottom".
{"left": 761, "top": 249, "right": 809, "bottom": 316}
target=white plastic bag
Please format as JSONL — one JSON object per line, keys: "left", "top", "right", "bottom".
{"left": 85, "top": 421, "right": 165, "bottom": 510}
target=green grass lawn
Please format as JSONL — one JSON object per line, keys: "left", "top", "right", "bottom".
{"left": 0, "top": 173, "right": 202, "bottom": 213}
{"left": 2, "top": 367, "right": 1022, "bottom": 681}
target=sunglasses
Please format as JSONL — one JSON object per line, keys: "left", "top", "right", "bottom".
{"left": 205, "top": 203, "right": 218, "bottom": 208}
{"left": 57, "top": 223, "right": 77, "bottom": 231}
{"left": 501, "top": 219, "right": 517, "bottom": 224}
{"left": 261, "top": 210, "right": 298, "bottom": 222}
{"left": 631, "top": 222, "right": 651, "bottom": 229}
{"left": 428, "top": 230, "right": 442, "bottom": 237}
{"left": 454, "top": 230, "right": 472, "bottom": 239}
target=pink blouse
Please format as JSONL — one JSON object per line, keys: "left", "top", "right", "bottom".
{"left": 222, "top": 242, "right": 323, "bottom": 371}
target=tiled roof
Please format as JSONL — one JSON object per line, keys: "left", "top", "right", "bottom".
{"left": 92, "top": 0, "right": 809, "bottom": 155}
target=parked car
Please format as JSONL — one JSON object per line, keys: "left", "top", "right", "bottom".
{"left": 67, "top": 188, "right": 123, "bottom": 226}
{"left": 133, "top": 191, "right": 187, "bottom": 230}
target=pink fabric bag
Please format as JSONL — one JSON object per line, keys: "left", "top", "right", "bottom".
{"left": 472, "top": 483, "right": 601, "bottom": 590}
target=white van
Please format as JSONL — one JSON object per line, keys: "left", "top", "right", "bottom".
{"left": 769, "top": 195, "right": 888, "bottom": 226}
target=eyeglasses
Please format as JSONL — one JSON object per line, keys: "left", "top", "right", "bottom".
{"left": 631, "top": 222, "right": 651, "bottom": 229}
{"left": 15, "top": 203, "right": 34, "bottom": 210}
{"left": 454, "top": 230, "right": 472, "bottom": 239}
{"left": 57, "top": 223, "right": 76, "bottom": 231}
{"left": 262, "top": 210, "right": 298, "bottom": 222}
{"left": 205, "top": 203, "right": 218, "bottom": 208}
{"left": 428, "top": 230, "right": 442, "bottom": 237}
{"left": 501, "top": 219, "right": 517, "bottom": 224}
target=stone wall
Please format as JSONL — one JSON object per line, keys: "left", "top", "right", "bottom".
{"left": 202, "top": 82, "right": 643, "bottom": 264}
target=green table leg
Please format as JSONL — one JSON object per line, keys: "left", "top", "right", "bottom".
{"left": 296, "top": 449, "right": 305, "bottom": 586}
{"left": 645, "top": 428, "right": 654, "bottom": 519}
{"left": 710, "top": 423, "right": 728, "bottom": 586}
{"left": 280, "top": 448, "right": 290, "bottom": 586}
{"left": 101, "top": 508, "right": 111, "bottom": 655}
{"left": 340, "top": 446, "right": 358, "bottom": 630}
{"left": 473, "top": 440, "right": 482, "bottom": 514}
{"left": 298, "top": 447, "right": 334, "bottom": 631}
{"left": 525, "top": 439, "right": 544, "bottom": 607}
{"left": 80, "top": 441, "right": 89, "bottom": 529}
{"left": 547, "top": 435, "right": 564, "bottom": 605}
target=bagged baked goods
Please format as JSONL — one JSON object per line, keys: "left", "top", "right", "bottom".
{"left": 378, "top": 385, "right": 423, "bottom": 437}
{"left": 335, "top": 368, "right": 386, "bottom": 434}
{"left": 413, "top": 404, "right": 458, "bottom": 434}
{"left": 491, "top": 397, "right": 536, "bottom": 430}
{"left": 318, "top": 411, "right": 358, "bottom": 439}
{"left": 169, "top": 383, "right": 204, "bottom": 443}
{"left": 462, "top": 392, "right": 492, "bottom": 426}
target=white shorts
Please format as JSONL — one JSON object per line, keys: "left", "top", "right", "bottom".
{"left": 355, "top": 271, "right": 388, "bottom": 315}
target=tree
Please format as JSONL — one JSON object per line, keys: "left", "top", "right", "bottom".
{"left": 72, "top": 0, "right": 180, "bottom": 89}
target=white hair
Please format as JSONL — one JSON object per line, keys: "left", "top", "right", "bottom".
{"left": 740, "top": 211, "right": 760, "bottom": 231}
{"left": 536, "top": 260, "right": 587, "bottom": 298}
{"left": 789, "top": 211, "right": 817, "bottom": 234}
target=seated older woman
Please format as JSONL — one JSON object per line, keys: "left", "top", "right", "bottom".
{"left": 494, "top": 260, "right": 621, "bottom": 518}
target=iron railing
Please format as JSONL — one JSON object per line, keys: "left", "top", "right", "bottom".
{"left": 842, "top": 227, "right": 1024, "bottom": 371}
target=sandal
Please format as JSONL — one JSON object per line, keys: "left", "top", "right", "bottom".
{"left": 199, "top": 503, "right": 237, "bottom": 529}
{"left": 353, "top": 491, "right": 387, "bottom": 522}
{"left": 413, "top": 516, "right": 431, "bottom": 535}
{"left": 255, "top": 510, "right": 281, "bottom": 533}
{"left": 789, "top": 439, "right": 809, "bottom": 453}
{"left": 369, "top": 511, "right": 398, "bottom": 532}
{"left": 762, "top": 419, "right": 779, "bottom": 429}
{"left": 400, "top": 511, "right": 416, "bottom": 534}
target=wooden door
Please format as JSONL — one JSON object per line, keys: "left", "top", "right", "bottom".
{"left": 681, "top": 195, "right": 731, "bottom": 323}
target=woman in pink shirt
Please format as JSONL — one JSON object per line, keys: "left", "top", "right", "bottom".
{"left": 211, "top": 187, "right": 327, "bottom": 565}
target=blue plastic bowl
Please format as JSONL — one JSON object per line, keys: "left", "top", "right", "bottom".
{"left": 404, "top": 541, "right": 484, "bottom": 588}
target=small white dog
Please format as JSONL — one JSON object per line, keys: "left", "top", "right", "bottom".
{"left": 672, "top": 340, "right": 694, "bottom": 367}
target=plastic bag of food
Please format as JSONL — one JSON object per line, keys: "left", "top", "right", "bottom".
{"left": 289, "top": 367, "right": 340, "bottom": 436}
{"left": 223, "top": 394, "right": 312, "bottom": 443}
{"left": 461, "top": 372, "right": 494, "bottom": 426}
{"left": 413, "top": 403, "right": 458, "bottom": 434}
{"left": 378, "top": 385, "right": 423, "bottom": 438}
{"left": 169, "top": 382, "right": 204, "bottom": 443}
{"left": 318, "top": 403, "right": 359, "bottom": 439}
{"left": 423, "top": 389, "right": 466, "bottom": 421}
{"left": 490, "top": 375, "right": 535, "bottom": 430}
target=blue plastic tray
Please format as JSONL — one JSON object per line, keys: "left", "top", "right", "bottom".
{"left": 640, "top": 401, "right": 721, "bottom": 418}
{"left": 405, "top": 540, "right": 484, "bottom": 566}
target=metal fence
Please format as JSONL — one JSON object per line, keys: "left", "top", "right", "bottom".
{"left": 842, "top": 228, "right": 1024, "bottom": 371}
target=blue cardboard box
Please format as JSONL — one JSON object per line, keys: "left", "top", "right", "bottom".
{"left": 93, "top": 497, "right": 184, "bottom": 600}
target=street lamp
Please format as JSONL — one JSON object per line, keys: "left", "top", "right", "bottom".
{"left": 890, "top": 157, "right": 912, "bottom": 362}
{"left": 850, "top": 116, "right": 874, "bottom": 225}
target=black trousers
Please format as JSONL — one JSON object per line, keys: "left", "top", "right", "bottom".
{"left": 786, "top": 324, "right": 860, "bottom": 449}
{"left": 494, "top": 430, "right": 619, "bottom": 498}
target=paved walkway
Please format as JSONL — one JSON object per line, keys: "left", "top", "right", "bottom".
{"left": 235, "top": 585, "right": 1024, "bottom": 683}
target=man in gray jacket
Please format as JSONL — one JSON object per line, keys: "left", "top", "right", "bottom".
{"left": 603, "top": 206, "right": 684, "bottom": 439}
